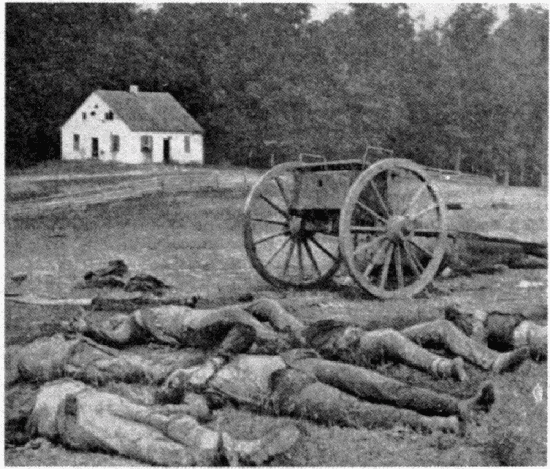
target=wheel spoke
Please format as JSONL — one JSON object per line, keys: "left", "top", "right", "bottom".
{"left": 407, "top": 203, "right": 439, "bottom": 221}
{"left": 378, "top": 243, "right": 394, "bottom": 289}
{"left": 395, "top": 243, "right": 404, "bottom": 289}
{"left": 386, "top": 170, "right": 392, "bottom": 213}
{"left": 309, "top": 236, "right": 339, "bottom": 262}
{"left": 274, "top": 176, "right": 291, "bottom": 209}
{"left": 260, "top": 194, "right": 289, "bottom": 220}
{"left": 370, "top": 179, "right": 390, "bottom": 218}
{"left": 265, "top": 237, "right": 291, "bottom": 267}
{"left": 349, "top": 225, "right": 386, "bottom": 234}
{"left": 251, "top": 217, "right": 287, "bottom": 227}
{"left": 282, "top": 239, "right": 296, "bottom": 276}
{"left": 356, "top": 200, "right": 388, "bottom": 225}
{"left": 303, "top": 239, "right": 322, "bottom": 276}
{"left": 254, "top": 231, "right": 288, "bottom": 246}
{"left": 408, "top": 238, "right": 433, "bottom": 259}
{"left": 297, "top": 240, "right": 304, "bottom": 281}
{"left": 403, "top": 240, "right": 422, "bottom": 277}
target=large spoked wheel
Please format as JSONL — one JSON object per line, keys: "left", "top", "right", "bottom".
{"left": 339, "top": 158, "right": 448, "bottom": 298}
{"left": 244, "top": 163, "right": 341, "bottom": 289}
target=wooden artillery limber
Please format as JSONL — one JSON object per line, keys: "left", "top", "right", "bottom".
{"left": 243, "top": 148, "right": 450, "bottom": 298}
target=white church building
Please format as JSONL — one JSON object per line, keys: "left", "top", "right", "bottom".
{"left": 61, "top": 86, "right": 204, "bottom": 165}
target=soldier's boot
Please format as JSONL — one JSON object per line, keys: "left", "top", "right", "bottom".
{"left": 222, "top": 424, "right": 300, "bottom": 466}
{"left": 457, "top": 381, "right": 496, "bottom": 429}
{"left": 491, "top": 347, "right": 530, "bottom": 373}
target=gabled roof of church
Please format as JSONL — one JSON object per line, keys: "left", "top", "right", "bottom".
{"left": 94, "top": 89, "right": 203, "bottom": 133}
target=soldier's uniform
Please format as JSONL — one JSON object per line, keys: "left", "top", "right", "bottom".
{"left": 26, "top": 379, "right": 300, "bottom": 466}
{"left": 445, "top": 304, "right": 547, "bottom": 360}
{"left": 72, "top": 298, "right": 304, "bottom": 355}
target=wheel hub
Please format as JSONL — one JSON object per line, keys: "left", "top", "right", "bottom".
{"left": 386, "top": 215, "right": 412, "bottom": 241}
{"left": 288, "top": 217, "right": 303, "bottom": 236}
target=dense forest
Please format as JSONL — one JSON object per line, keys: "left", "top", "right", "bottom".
{"left": 5, "top": 3, "right": 548, "bottom": 185}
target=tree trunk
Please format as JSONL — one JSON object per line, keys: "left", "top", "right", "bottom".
{"left": 503, "top": 168, "right": 510, "bottom": 186}
{"left": 518, "top": 148, "right": 527, "bottom": 186}
{"left": 454, "top": 146, "right": 462, "bottom": 172}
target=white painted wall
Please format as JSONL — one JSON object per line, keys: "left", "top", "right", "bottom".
{"left": 140, "top": 132, "right": 204, "bottom": 164}
{"left": 61, "top": 93, "right": 134, "bottom": 163}
{"left": 61, "top": 93, "right": 204, "bottom": 165}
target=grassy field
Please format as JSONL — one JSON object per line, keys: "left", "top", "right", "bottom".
{"left": 4, "top": 173, "right": 547, "bottom": 466}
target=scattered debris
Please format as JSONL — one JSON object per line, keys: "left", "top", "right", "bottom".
{"left": 6, "top": 293, "right": 199, "bottom": 310}
{"left": 10, "top": 273, "right": 28, "bottom": 285}
{"left": 79, "top": 275, "right": 126, "bottom": 289}
{"left": 84, "top": 259, "right": 128, "bottom": 281}
{"left": 91, "top": 293, "right": 197, "bottom": 311}
{"left": 124, "top": 274, "right": 172, "bottom": 294}
{"left": 79, "top": 260, "right": 172, "bottom": 296}
{"left": 6, "top": 295, "right": 93, "bottom": 306}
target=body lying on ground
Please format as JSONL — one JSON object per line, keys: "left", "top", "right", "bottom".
{"left": 67, "top": 298, "right": 305, "bottom": 355}
{"left": 9, "top": 332, "right": 496, "bottom": 439}
{"left": 26, "top": 379, "right": 300, "bottom": 466}
{"left": 444, "top": 303, "right": 547, "bottom": 360}
{"left": 8, "top": 297, "right": 538, "bottom": 459}
{"left": 68, "top": 298, "right": 531, "bottom": 382}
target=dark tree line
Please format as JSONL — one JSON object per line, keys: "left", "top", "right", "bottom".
{"left": 6, "top": 3, "right": 548, "bottom": 185}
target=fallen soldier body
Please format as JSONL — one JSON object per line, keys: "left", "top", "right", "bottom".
{"left": 67, "top": 298, "right": 305, "bottom": 355}
{"left": 8, "top": 333, "right": 495, "bottom": 436}
{"left": 303, "top": 316, "right": 530, "bottom": 381}
{"left": 444, "top": 303, "right": 547, "bottom": 360}
{"left": 69, "top": 297, "right": 529, "bottom": 381}
{"left": 26, "top": 379, "right": 300, "bottom": 466}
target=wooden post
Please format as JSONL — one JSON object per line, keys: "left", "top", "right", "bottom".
{"left": 503, "top": 169, "right": 510, "bottom": 187}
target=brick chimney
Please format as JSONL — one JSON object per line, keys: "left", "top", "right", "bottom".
{"left": 129, "top": 85, "right": 139, "bottom": 94}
